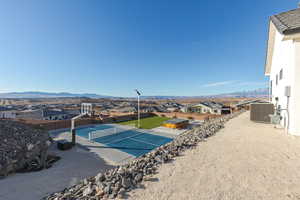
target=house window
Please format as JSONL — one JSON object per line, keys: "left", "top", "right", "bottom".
{"left": 270, "top": 80, "right": 272, "bottom": 96}
{"left": 279, "top": 69, "right": 283, "bottom": 80}
{"left": 276, "top": 74, "right": 278, "bottom": 85}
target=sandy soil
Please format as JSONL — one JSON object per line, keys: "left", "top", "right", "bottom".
{"left": 129, "top": 111, "right": 300, "bottom": 200}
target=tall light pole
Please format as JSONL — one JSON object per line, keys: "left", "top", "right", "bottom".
{"left": 135, "top": 89, "right": 141, "bottom": 128}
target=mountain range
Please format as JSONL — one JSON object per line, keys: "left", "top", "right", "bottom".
{"left": 141, "top": 88, "right": 268, "bottom": 99}
{"left": 0, "top": 88, "right": 268, "bottom": 99}
{"left": 0, "top": 91, "right": 111, "bottom": 99}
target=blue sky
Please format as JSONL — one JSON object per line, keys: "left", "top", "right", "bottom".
{"left": 0, "top": 0, "right": 298, "bottom": 97}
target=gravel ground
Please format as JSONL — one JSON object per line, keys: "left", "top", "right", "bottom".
{"left": 129, "top": 111, "right": 300, "bottom": 200}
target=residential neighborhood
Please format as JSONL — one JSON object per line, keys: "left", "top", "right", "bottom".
{"left": 1, "top": 1, "right": 300, "bottom": 200}
{"left": 0, "top": 98, "right": 249, "bottom": 124}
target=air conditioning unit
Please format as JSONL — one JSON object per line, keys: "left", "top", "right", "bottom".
{"left": 250, "top": 103, "right": 275, "bottom": 123}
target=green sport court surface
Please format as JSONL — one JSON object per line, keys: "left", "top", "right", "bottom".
{"left": 118, "top": 116, "right": 170, "bottom": 129}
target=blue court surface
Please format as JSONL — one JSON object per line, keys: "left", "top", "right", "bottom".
{"left": 75, "top": 124, "right": 173, "bottom": 157}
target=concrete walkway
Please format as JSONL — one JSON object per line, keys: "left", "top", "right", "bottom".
{"left": 151, "top": 126, "right": 187, "bottom": 136}
{"left": 130, "top": 111, "right": 300, "bottom": 200}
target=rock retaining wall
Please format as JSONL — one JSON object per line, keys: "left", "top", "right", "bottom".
{"left": 0, "top": 120, "right": 51, "bottom": 178}
{"left": 45, "top": 110, "right": 245, "bottom": 200}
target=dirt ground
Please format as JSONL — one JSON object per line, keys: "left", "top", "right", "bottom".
{"left": 129, "top": 111, "right": 300, "bottom": 200}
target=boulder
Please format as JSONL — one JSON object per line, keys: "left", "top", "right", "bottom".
{"left": 0, "top": 120, "right": 51, "bottom": 177}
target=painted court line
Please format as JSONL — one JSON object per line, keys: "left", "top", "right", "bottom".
{"left": 129, "top": 138, "right": 160, "bottom": 147}
{"left": 104, "top": 132, "right": 145, "bottom": 145}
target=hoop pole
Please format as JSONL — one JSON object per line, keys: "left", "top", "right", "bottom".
{"left": 138, "top": 95, "right": 140, "bottom": 128}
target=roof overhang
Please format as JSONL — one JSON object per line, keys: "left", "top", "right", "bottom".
{"left": 265, "top": 21, "right": 300, "bottom": 76}
{"left": 282, "top": 32, "right": 300, "bottom": 41}
{"left": 265, "top": 21, "right": 276, "bottom": 76}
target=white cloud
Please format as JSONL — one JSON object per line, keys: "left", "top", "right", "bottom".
{"left": 202, "top": 80, "right": 268, "bottom": 88}
{"left": 237, "top": 81, "right": 268, "bottom": 86}
{"left": 202, "top": 81, "right": 237, "bottom": 87}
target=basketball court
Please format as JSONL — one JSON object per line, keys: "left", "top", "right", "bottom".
{"left": 50, "top": 124, "right": 174, "bottom": 164}
{"left": 78, "top": 124, "right": 173, "bottom": 157}
{"left": 50, "top": 103, "right": 174, "bottom": 164}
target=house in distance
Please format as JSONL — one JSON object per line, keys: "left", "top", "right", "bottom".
{"left": 184, "top": 102, "right": 231, "bottom": 115}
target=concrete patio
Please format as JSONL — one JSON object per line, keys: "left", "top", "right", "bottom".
{"left": 0, "top": 144, "right": 114, "bottom": 200}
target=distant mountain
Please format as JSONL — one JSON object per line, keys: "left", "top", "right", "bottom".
{"left": 141, "top": 96, "right": 188, "bottom": 100}
{"left": 0, "top": 91, "right": 111, "bottom": 99}
{"left": 142, "top": 88, "right": 269, "bottom": 99}
{"left": 209, "top": 88, "right": 269, "bottom": 98}
{"left": 0, "top": 88, "right": 268, "bottom": 99}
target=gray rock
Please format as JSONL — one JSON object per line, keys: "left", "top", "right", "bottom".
{"left": 83, "top": 184, "right": 93, "bottom": 196}
{"left": 27, "top": 143, "right": 34, "bottom": 151}
{"left": 83, "top": 178, "right": 88, "bottom": 185}
{"left": 103, "top": 185, "right": 111, "bottom": 194}
{"left": 118, "top": 188, "right": 126, "bottom": 196}
{"left": 134, "top": 173, "right": 143, "bottom": 182}
{"left": 121, "top": 177, "right": 131, "bottom": 189}
{"left": 0, "top": 120, "right": 51, "bottom": 177}
{"left": 109, "top": 193, "right": 117, "bottom": 199}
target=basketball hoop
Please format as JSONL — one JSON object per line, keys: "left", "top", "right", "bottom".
{"left": 81, "top": 103, "right": 92, "bottom": 116}
{"left": 71, "top": 103, "right": 93, "bottom": 145}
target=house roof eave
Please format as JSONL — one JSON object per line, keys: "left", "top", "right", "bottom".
{"left": 265, "top": 21, "right": 276, "bottom": 76}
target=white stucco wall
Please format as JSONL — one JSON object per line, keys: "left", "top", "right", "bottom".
{"left": 16, "top": 109, "right": 43, "bottom": 120}
{"left": 292, "top": 41, "right": 300, "bottom": 135}
{"left": 269, "top": 30, "right": 300, "bottom": 135}
{"left": 0, "top": 111, "right": 16, "bottom": 119}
